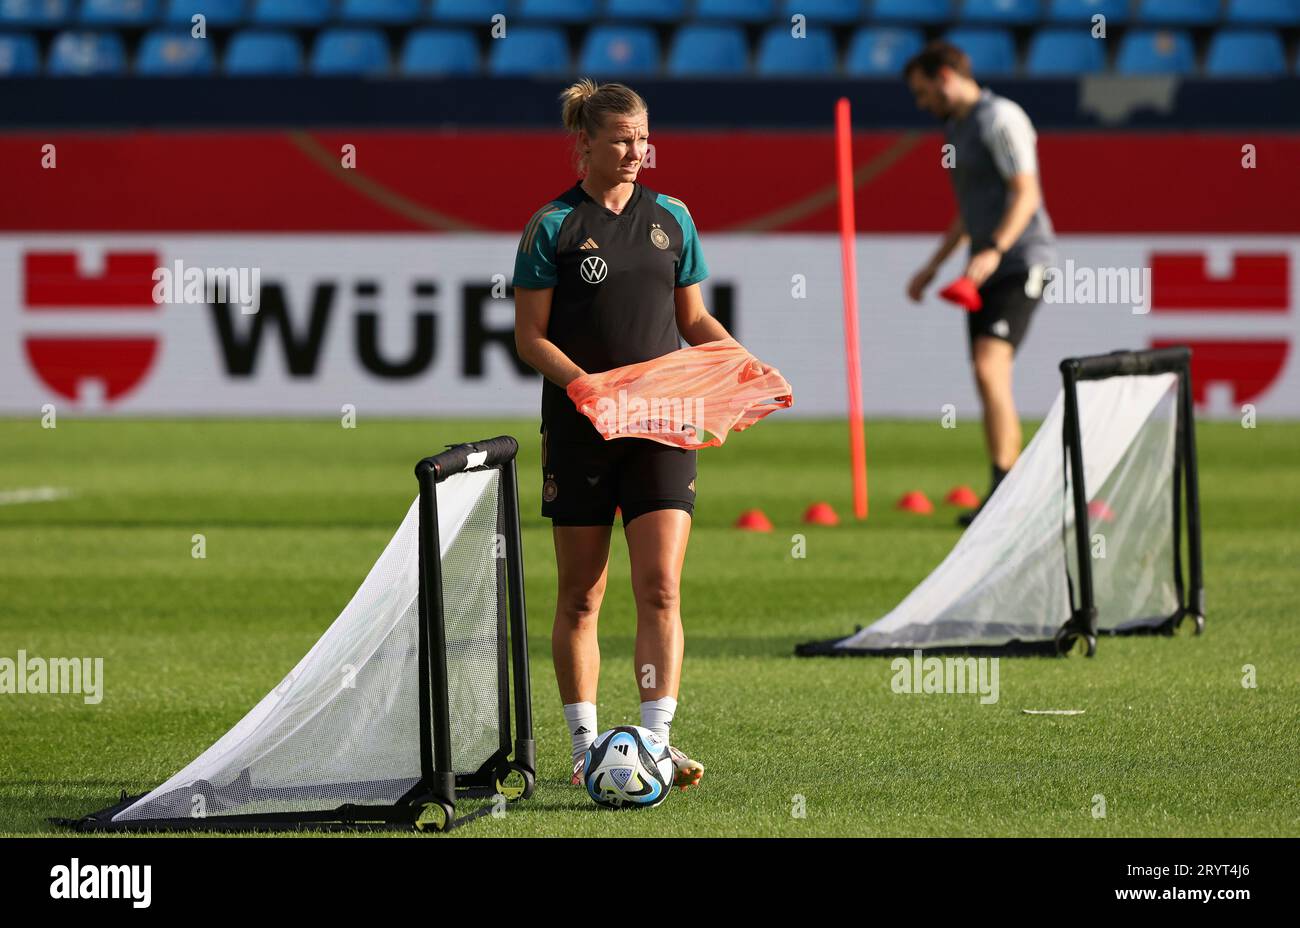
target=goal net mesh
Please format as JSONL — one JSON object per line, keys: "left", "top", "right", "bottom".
{"left": 112, "top": 467, "right": 503, "bottom": 823}
{"left": 817, "top": 371, "right": 1180, "bottom": 652}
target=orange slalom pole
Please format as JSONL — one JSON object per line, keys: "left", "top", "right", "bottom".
{"left": 835, "top": 97, "right": 869, "bottom": 519}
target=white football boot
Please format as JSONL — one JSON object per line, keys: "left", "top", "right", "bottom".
{"left": 667, "top": 745, "right": 704, "bottom": 791}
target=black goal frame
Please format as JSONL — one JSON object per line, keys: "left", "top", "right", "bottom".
{"left": 1055, "top": 347, "right": 1205, "bottom": 657}
{"left": 794, "top": 347, "right": 1205, "bottom": 660}
{"left": 410, "top": 435, "right": 536, "bottom": 831}
{"left": 57, "top": 435, "right": 534, "bottom": 833}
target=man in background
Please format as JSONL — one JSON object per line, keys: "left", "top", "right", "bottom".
{"left": 903, "top": 40, "right": 1058, "bottom": 527}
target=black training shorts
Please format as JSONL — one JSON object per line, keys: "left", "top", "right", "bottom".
{"left": 541, "top": 427, "right": 696, "bottom": 528}
{"left": 967, "top": 267, "right": 1042, "bottom": 353}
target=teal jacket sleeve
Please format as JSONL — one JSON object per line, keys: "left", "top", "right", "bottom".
{"left": 512, "top": 203, "right": 569, "bottom": 289}
{"left": 658, "top": 194, "right": 709, "bottom": 288}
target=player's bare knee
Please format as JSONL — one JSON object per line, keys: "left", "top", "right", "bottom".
{"left": 974, "top": 354, "right": 1010, "bottom": 393}
{"left": 632, "top": 575, "right": 680, "bottom": 614}
{"left": 557, "top": 584, "right": 604, "bottom": 627}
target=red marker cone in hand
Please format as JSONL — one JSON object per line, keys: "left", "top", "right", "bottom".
{"left": 939, "top": 276, "right": 983, "bottom": 312}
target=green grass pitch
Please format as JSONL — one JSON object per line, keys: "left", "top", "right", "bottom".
{"left": 1, "top": 416, "right": 1296, "bottom": 837}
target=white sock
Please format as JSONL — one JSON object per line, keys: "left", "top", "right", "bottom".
{"left": 639, "top": 696, "right": 678, "bottom": 746}
{"left": 563, "top": 701, "right": 598, "bottom": 760}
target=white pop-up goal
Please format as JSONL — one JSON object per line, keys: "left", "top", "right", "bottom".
{"left": 797, "top": 347, "right": 1204, "bottom": 657}
{"left": 62, "top": 436, "right": 535, "bottom": 832}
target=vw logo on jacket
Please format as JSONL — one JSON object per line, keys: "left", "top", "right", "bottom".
{"left": 580, "top": 255, "right": 608, "bottom": 284}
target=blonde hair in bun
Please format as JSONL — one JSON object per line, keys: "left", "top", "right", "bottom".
{"left": 559, "top": 79, "right": 647, "bottom": 175}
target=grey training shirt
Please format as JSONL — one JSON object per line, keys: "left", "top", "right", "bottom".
{"left": 945, "top": 88, "right": 1057, "bottom": 282}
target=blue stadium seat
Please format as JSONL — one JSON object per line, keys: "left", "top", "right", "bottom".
{"left": 779, "top": 0, "right": 863, "bottom": 24}
{"left": 961, "top": 0, "right": 1042, "bottom": 24}
{"left": 164, "top": 0, "right": 245, "bottom": 27}
{"left": 872, "top": 0, "right": 953, "bottom": 23}
{"left": 0, "top": 0, "right": 74, "bottom": 27}
{"left": 694, "top": 0, "right": 776, "bottom": 22}
{"left": 1135, "top": 0, "right": 1220, "bottom": 25}
{"left": 1226, "top": 0, "right": 1300, "bottom": 25}
{"left": 340, "top": 0, "right": 420, "bottom": 24}
{"left": 667, "top": 23, "right": 748, "bottom": 75}
{"left": 604, "top": 0, "right": 686, "bottom": 21}
{"left": 48, "top": 31, "right": 127, "bottom": 74}
{"left": 311, "top": 27, "right": 390, "bottom": 74}
{"left": 430, "top": 0, "right": 500, "bottom": 23}
{"left": 487, "top": 25, "right": 569, "bottom": 74}
{"left": 0, "top": 33, "right": 40, "bottom": 74}
{"left": 1047, "top": 0, "right": 1128, "bottom": 23}
{"left": 944, "top": 27, "right": 1016, "bottom": 74}
{"left": 1206, "top": 29, "right": 1287, "bottom": 75}
{"left": 79, "top": 0, "right": 158, "bottom": 26}
{"left": 578, "top": 24, "right": 659, "bottom": 75}
{"left": 400, "top": 27, "right": 478, "bottom": 74}
{"left": 137, "top": 29, "right": 216, "bottom": 74}
{"left": 845, "top": 26, "right": 923, "bottom": 75}
{"left": 1025, "top": 26, "right": 1105, "bottom": 73}
{"left": 251, "top": 0, "right": 329, "bottom": 26}
{"left": 224, "top": 29, "right": 302, "bottom": 73}
{"left": 1114, "top": 29, "right": 1195, "bottom": 73}
{"left": 756, "top": 24, "right": 837, "bottom": 74}
{"left": 517, "top": 0, "right": 597, "bottom": 21}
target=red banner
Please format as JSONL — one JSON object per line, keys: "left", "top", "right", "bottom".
{"left": 2, "top": 131, "right": 1296, "bottom": 233}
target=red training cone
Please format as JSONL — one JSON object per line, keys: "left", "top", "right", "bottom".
{"left": 734, "top": 508, "right": 773, "bottom": 531}
{"left": 1088, "top": 499, "right": 1115, "bottom": 523}
{"left": 802, "top": 501, "right": 839, "bottom": 525}
{"left": 938, "top": 276, "right": 983, "bottom": 312}
{"left": 896, "top": 491, "right": 934, "bottom": 515}
{"left": 945, "top": 485, "right": 980, "bottom": 508}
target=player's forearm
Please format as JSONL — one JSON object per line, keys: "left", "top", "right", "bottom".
{"left": 679, "top": 311, "right": 731, "bottom": 347}
{"left": 990, "top": 182, "right": 1040, "bottom": 254}
{"left": 517, "top": 336, "right": 586, "bottom": 388}
{"left": 926, "top": 215, "right": 968, "bottom": 272}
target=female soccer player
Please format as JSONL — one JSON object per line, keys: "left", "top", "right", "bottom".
{"left": 513, "top": 79, "right": 754, "bottom": 791}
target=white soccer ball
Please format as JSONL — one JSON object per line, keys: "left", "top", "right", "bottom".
{"left": 583, "top": 725, "right": 673, "bottom": 810}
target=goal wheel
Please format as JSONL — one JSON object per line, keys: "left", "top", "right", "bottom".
{"left": 1054, "top": 627, "right": 1097, "bottom": 657}
{"left": 1173, "top": 611, "right": 1205, "bottom": 636}
{"left": 414, "top": 800, "right": 454, "bottom": 833}
{"left": 494, "top": 763, "right": 535, "bottom": 802}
